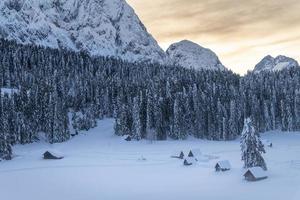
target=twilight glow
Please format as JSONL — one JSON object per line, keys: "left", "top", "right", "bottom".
{"left": 127, "top": 0, "right": 300, "bottom": 74}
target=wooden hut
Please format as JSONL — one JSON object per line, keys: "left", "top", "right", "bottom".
{"left": 215, "top": 160, "right": 231, "bottom": 172}
{"left": 262, "top": 139, "right": 273, "bottom": 148}
{"left": 183, "top": 157, "right": 196, "bottom": 166}
{"left": 171, "top": 151, "right": 185, "bottom": 159}
{"left": 43, "top": 151, "right": 64, "bottom": 160}
{"left": 123, "top": 135, "right": 132, "bottom": 141}
{"left": 188, "top": 150, "right": 194, "bottom": 157}
{"left": 244, "top": 167, "right": 268, "bottom": 181}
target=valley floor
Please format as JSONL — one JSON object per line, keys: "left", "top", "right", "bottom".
{"left": 1, "top": 119, "right": 300, "bottom": 200}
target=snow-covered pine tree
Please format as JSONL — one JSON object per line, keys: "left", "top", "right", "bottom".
{"left": 0, "top": 135, "right": 12, "bottom": 160}
{"left": 228, "top": 100, "right": 238, "bottom": 140}
{"left": 240, "top": 118, "right": 267, "bottom": 170}
{"left": 0, "top": 92, "right": 12, "bottom": 160}
{"left": 280, "top": 100, "right": 288, "bottom": 131}
{"left": 216, "top": 99, "right": 224, "bottom": 140}
{"left": 146, "top": 90, "right": 156, "bottom": 140}
{"left": 192, "top": 84, "right": 201, "bottom": 138}
{"left": 119, "top": 104, "right": 131, "bottom": 136}
{"left": 171, "top": 94, "right": 186, "bottom": 140}
{"left": 263, "top": 100, "right": 272, "bottom": 131}
{"left": 132, "top": 97, "right": 142, "bottom": 140}
{"left": 295, "top": 89, "right": 300, "bottom": 130}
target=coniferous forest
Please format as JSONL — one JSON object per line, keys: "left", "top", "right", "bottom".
{"left": 0, "top": 39, "right": 300, "bottom": 160}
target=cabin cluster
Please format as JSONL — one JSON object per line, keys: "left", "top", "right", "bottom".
{"left": 171, "top": 149, "right": 268, "bottom": 182}
{"left": 171, "top": 149, "right": 201, "bottom": 166}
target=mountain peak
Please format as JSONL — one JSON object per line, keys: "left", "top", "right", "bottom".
{"left": 166, "top": 40, "right": 226, "bottom": 71}
{"left": 0, "top": 0, "right": 166, "bottom": 64}
{"left": 254, "top": 55, "right": 299, "bottom": 73}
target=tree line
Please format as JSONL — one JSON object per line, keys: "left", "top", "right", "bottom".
{"left": 0, "top": 39, "right": 299, "bottom": 160}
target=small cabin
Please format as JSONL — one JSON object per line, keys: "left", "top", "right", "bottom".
{"left": 244, "top": 167, "right": 268, "bottom": 181}
{"left": 215, "top": 160, "right": 231, "bottom": 172}
{"left": 188, "top": 149, "right": 201, "bottom": 158}
{"left": 183, "top": 157, "right": 196, "bottom": 166}
{"left": 43, "top": 151, "right": 63, "bottom": 160}
{"left": 188, "top": 150, "right": 194, "bottom": 157}
{"left": 262, "top": 139, "right": 273, "bottom": 148}
{"left": 123, "top": 135, "right": 132, "bottom": 141}
{"left": 171, "top": 151, "right": 185, "bottom": 159}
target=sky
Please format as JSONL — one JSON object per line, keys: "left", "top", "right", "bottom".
{"left": 127, "top": 0, "right": 300, "bottom": 74}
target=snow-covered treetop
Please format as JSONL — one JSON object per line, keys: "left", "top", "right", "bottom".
{"left": 253, "top": 55, "right": 299, "bottom": 73}
{"left": 166, "top": 40, "right": 226, "bottom": 71}
{"left": 0, "top": 0, "right": 166, "bottom": 64}
{"left": 241, "top": 118, "right": 255, "bottom": 137}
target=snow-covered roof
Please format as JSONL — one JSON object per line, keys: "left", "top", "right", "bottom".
{"left": 244, "top": 167, "right": 267, "bottom": 178}
{"left": 216, "top": 160, "right": 231, "bottom": 169}
{"left": 45, "top": 150, "right": 63, "bottom": 158}
{"left": 190, "top": 149, "right": 202, "bottom": 157}
{"left": 122, "top": 135, "right": 131, "bottom": 139}
{"left": 184, "top": 157, "right": 196, "bottom": 164}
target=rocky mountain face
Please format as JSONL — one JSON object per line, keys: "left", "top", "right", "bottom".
{"left": 0, "top": 0, "right": 166, "bottom": 64}
{"left": 0, "top": 0, "right": 229, "bottom": 70}
{"left": 254, "top": 55, "right": 299, "bottom": 73}
{"left": 166, "top": 40, "right": 226, "bottom": 71}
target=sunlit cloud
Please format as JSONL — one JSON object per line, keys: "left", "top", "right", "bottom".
{"left": 127, "top": 0, "right": 300, "bottom": 74}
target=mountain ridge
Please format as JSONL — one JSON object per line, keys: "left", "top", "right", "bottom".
{"left": 253, "top": 55, "right": 299, "bottom": 73}
{"left": 166, "top": 40, "right": 226, "bottom": 71}
{"left": 0, "top": 0, "right": 166, "bottom": 64}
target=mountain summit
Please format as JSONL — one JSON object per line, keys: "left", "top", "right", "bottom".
{"left": 0, "top": 0, "right": 166, "bottom": 63}
{"left": 253, "top": 55, "right": 299, "bottom": 73}
{"left": 166, "top": 40, "right": 226, "bottom": 71}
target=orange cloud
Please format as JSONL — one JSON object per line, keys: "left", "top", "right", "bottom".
{"left": 127, "top": 0, "right": 300, "bottom": 74}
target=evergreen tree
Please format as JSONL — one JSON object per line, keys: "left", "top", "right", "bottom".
{"left": 132, "top": 97, "right": 142, "bottom": 140}
{"left": 240, "top": 118, "right": 267, "bottom": 170}
{"left": 295, "top": 89, "right": 300, "bottom": 129}
{"left": 228, "top": 100, "right": 238, "bottom": 140}
{"left": 171, "top": 94, "right": 186, "bottom": 140}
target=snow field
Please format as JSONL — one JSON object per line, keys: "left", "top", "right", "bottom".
{"left": 1, "top": 118, "right": 300, "bottom": 200}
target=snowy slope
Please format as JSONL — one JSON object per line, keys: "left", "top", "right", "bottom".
{"left": 1, "top": 118, "right": 300, "bottom": 200}
{"left": 254, "top": 55, "right": 299, "bottom": 73}
{"left": 0, "top": 0, "right": 166, "bottom": 64}
{"left": 166, "top": 40, "right": 226, "bottom": 71}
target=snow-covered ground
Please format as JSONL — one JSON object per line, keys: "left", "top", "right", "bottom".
{"left": 1, "top": 118, "right": 300, "bottom": 200}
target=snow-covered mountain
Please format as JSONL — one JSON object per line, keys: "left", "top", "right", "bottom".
{"left": 166, "top": 40, "right": 226, "bottom": 71}
{"left": 0, "top": 0, "right": 166, "bottom": 63}
{"left": 254, "top": 55, "right": 299, "bottom": 73}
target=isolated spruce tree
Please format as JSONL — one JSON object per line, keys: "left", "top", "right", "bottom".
{"left": 240, "top": 118, "right": 267, "bottom": 170}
